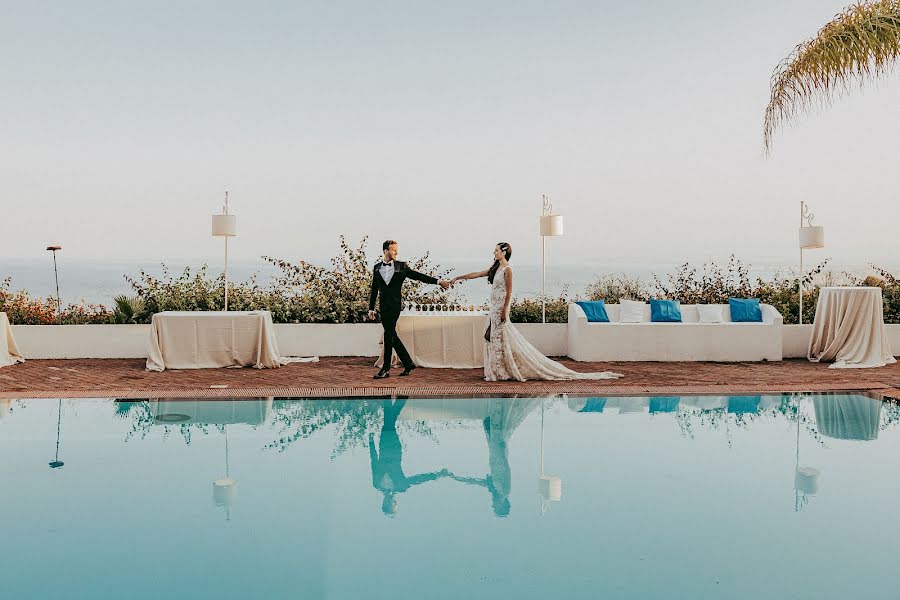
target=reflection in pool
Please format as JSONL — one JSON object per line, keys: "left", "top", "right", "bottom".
{"left": 1, "top": 393, "right": 899, "bottom": 599}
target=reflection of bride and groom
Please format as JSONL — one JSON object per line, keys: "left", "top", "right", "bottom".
{"left": 368, "top": 397, "right": 543, "bottom": 517}
{"left": 368, "top": 239, "right": 623, "bottom": 382}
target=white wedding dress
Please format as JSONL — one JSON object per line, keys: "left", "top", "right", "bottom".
{"left": 484, "top": 265, "right": 624, "bottom": 382}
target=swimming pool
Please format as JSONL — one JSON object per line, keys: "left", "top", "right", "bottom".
{"left": 1, "top": 393, "right": 898, "bottom": 599}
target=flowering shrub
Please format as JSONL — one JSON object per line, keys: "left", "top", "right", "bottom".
{"left": 570, "top": 257, "right": 825, "bottom": 323}
{"left": 7, "top": 252, "right": 900, "bottom": 326}
{"left": 508, "top": 296, "right": 569, "bottom": 323}
{"left": 583, "top": 274, "right": 650, "bottom": 303}
{"left": 1, "top": 278, "right": 113, "bottom": 324}
{"left": 125, "top": 236, "right": 458, "bottom": 324}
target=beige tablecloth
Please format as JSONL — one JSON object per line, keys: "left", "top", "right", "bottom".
{"left": 0, "top": 312, "right": 25, "bottom": 368}
{"left": 147, "top": 311, "right": 284, "bottom": 371}
{"left": 376, "top": 314, "right": 488, "bottom": 369}
{"left": 808, "top": 287, "right": 896, "bottom": 369}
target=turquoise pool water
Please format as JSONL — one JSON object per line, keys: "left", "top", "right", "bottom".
{"left": 1, "top": 393, "right": 899, "bottom": 599}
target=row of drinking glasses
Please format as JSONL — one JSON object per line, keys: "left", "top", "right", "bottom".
{"left": 402, "top": 302, "right": 488, "bottom": 314}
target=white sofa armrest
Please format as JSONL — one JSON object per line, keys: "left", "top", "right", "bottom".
{"left": 760, "top": 303, "right": 784, "bottom": 326}
{"left": 568, "top": 303, "right": 587, "bottom": 323}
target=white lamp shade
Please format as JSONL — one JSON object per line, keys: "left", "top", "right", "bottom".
{"left": 794, "top": 466, "right": 820, "bottom": 495}
{"left": 799, "top": 225, "right": 824, "bottom": 249}
{"left": 539, "top": 475, "right": 562, "bottom": 501}
{"left": 212, "top": 214, "right": 237, "bottom": 237}
{"left": 540, "top": 214, "right": 564, "bottom": 237}
{"left": 213, "top": 478, "right": 238, "bottom": 506}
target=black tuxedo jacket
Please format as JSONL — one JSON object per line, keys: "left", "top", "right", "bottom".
{"left": 369, "top": 261, "right": 438, "bottom": 318}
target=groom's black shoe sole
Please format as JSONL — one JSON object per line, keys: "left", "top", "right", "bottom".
{"left": 373, "top": 370, "right": 390, "bottom": 379}
{"left": 399, "top": 365, "right": 416, "bottom": 377}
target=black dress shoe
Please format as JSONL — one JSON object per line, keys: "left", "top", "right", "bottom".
{"left": 399, "top": 365, "right": 416, "bottom": 377}
{"left": 373, "top": 369, "right": 390, "bottom": 379}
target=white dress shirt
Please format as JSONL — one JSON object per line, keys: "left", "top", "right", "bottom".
{"left": 379, "top": 261, "right": 396, "bottom": 285}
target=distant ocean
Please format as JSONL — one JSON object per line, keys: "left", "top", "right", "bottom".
{"left": 2, "top": 257, "right": 889, "bottom": 308}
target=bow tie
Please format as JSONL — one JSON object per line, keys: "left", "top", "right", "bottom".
{"left": 382, "top": 262, "right": 394, "bottom": 267}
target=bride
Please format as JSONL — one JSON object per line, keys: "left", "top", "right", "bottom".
{"left": 452, "top": 243, "right": 623, "bottom": 382}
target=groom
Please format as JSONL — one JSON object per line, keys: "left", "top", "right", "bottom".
{"left": 368, "top": 240, "right": 450, "bottom": 379}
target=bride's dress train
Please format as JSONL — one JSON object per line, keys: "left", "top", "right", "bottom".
{"left": 483, "top": 265, "right": 623, "bottom": 382}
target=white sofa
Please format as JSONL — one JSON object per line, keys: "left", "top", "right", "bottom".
{"left": 567, "top": 303, "right": 783, "bottom": 362}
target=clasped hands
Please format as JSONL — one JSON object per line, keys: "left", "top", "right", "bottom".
{"left": 438, "top": 276, "right": 465, "bottom": 290}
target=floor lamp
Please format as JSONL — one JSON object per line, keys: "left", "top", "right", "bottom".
{"left": 46, "top": 245, "right": 62, "bottom": 323}
{"left": 212, "top": 192, "right": 237, "bottom": 311}
{"left": 539, "top": 195, "right": 564, "bottom": 324}
{"left": 798, "top": 201, "right": 824, "bottom": 325}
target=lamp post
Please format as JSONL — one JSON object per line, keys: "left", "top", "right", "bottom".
{"left": 539, "top": 195, "right": 564, "bottom": 324}
{"left": 46, "top": 245, "right": 62, "bottom": 323}
{"left": 211, "top": 191, "right": 237, "bottom": 311}
{"left": 798, "top": 202, "right": 825, "bottom": 325}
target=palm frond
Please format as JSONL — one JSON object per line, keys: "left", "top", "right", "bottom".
{"left": 764, "top": 0, "right": 900, "bottom": 153}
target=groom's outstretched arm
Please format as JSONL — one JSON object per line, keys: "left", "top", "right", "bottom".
{"left": 368, "top": 266, "right": 379, "bottom": 312}
{"left": 404, "top": 266, "right": 439, "bottom": 286}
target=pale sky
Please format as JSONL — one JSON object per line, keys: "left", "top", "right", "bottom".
{"left": 2, "top": 0, "right": 898, "bottom": 267}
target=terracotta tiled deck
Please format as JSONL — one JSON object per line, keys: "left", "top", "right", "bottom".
{"left": 2, "top": 358, "right": 900, "bottom": 400}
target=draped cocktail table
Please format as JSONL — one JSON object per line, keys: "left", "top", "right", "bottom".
{"left": 147, "top": 311, "right": 284, "bottom": 371}
{"left": 808, "top": 287, "right": 895, "bottom": 369}
{"left": 376, "top": 313, "right": 489, "bottom": 369}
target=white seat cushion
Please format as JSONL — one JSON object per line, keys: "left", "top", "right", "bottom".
{"left": 697, "top": 305, "right": 724, "bottom": 323}
{"left": 619, "top": 300, "right": 645, "bottom": 323}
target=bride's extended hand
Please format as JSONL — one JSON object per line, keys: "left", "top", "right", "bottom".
{"left": 451, "top": 276, "right": 463, "bottom": 286}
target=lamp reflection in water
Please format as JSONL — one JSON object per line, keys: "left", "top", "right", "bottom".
{"left": 213, "top": 427, "right": 237, "bottom": 521}
{"left": 538, "top": 398, "right": 562, "bottom": 515}
{"left": 150, "top": 399, "right": 274, "bottom": 521}
{"left": 48, "top": 399, "right": 64, "bottom": 469}
{"left": 794, "top": 395, "right": 820, "bottom": 512}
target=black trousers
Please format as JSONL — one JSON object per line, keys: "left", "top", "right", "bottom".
{"left": 382, "top": 313, "right": 413, "bottom": 370}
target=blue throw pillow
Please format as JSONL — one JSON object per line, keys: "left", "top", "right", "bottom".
{"left": 729, "top": 298, "right": 762, "bottom": 322}
{"left": 650, "top": 299, "right": 682, "bottom": 322}
{"left": 579, "top": 398, "right": 608, "bottom": 413}
{"left": 727, "top": 396, "right": 761, "bottom": 415}
{"left": 575, "top": 300, "right": 609, "bottom": 323}
{"left": 649, "top": 396, "right": 680, "bottom": 414}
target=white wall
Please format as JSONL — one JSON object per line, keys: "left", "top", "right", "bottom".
{"left": 12, "top": 323, "right": 900, "bottom": 361}
{"left": 11, "top": 323, "right": 568, "bottom": 360}
{"left": 782, "top": 325, "right": 814, "bottom": 359}
{"left": 12, "top": 325, "right": 150, "bottom": 359}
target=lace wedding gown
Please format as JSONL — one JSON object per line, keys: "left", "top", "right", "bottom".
{"left": 484, "top": 265, "right": 624, "bottom": 382}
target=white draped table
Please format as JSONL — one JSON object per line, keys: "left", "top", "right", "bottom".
{"left": 1, "top": 312, "right": 25, "bottom": 368}
{"left": 377, "top": 313, "right": 489, "bottom": 369}
{"left": 808, "top": 287, "right": 895, "bottom": 369}
{"left": 147, "top": 311, "right": 285, "bottom": 372}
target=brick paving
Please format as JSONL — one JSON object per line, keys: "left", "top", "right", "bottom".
{"left": 2, "top": 357, "right": 900, "bottom": 400}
